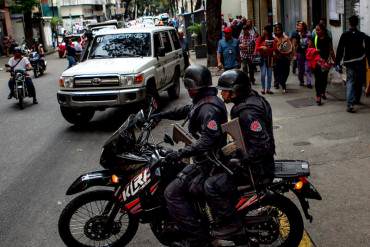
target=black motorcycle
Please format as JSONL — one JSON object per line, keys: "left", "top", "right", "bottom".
{"left": 29, "top": 51, "right": 46, "bottom": 78}
{"left": 58, "top": 103, "right": 322, "bottom": 247}
{"left": 5, "top": 65, "right": 32, "bottom": 109}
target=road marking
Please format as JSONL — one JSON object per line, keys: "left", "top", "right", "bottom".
{"left": 299, "top": 230, "right": 316, "bottom": 247}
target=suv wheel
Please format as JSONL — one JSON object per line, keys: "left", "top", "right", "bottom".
{"left": 167, "top": 70, "right": 180, "bottom": 100}
{"left": 60, "top": 106, "right": 95, "bottom": 126}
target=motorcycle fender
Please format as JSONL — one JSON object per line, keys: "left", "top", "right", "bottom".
{"left": 295, "top": 180, "right": 322, "bottom": 200}
{"left": 66, "top": 170, "right": 120, "bottom": 195}
{"left": 291, "top": 181, "right": 322, "bottom": 222}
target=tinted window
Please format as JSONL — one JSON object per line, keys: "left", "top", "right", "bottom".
{"left": 153, "top": 33, "right": 162, "bottom": 49}
{"left": 160, "top": 32, "right": 173, "bottom": 53}
{"left": 89, "top": 33, "right": 151, "bottom": 58}
{"left": 170, "top": 30, "right": 181, "bottom": 50}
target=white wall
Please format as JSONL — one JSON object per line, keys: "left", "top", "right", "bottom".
{"left": 43, "top": 22, "right": 53, "bottom": 48}
{"left": 11, "top": 18, "right": 25, "bottom": 45}
{"left": 60, "top": 5, "right": 84, "bottom": 17}
{"left": 222, "top": 0, "right": 241, "bottom": 18}
{"left": 360, "top": 0, "right": 370, "bottom": 35}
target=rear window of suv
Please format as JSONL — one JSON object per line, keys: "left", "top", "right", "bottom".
{"left": 89, "top": 33, "right": 151, "bottom": 58}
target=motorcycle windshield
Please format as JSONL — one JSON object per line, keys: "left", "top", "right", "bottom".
{"left": 102, "top": 110, "right": 144, "bottom": 148}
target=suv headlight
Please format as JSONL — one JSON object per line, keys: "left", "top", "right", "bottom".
{"left": 120, "top": 74, "right": 144, "bottom": 87}
{"left": 59, "top": 76, "right": 74, "bottom": 88}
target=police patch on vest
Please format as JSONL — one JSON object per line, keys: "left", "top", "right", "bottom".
{"left": 207, "top": 120, "right": 218, "bottom": 131}
{"left": 250, "top": 120, "right": 262, "bottom": 132}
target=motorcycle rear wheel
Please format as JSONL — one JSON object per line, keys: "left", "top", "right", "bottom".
{"left": 58, "top": 190, "right": 139, "bottom": 247}
{"left": 244, "top": 193, "right": 304, "bottom": 247}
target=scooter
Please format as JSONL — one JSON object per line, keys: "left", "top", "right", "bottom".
{"left": 29, "top": 51, "right": 46, "bottom": 78}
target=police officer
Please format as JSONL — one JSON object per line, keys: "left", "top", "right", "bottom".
{"left": 217, "top": 69, "right": 275, "bottom": 180}
{"left": 152, "top": 65, "right": 228, "bottom": 247}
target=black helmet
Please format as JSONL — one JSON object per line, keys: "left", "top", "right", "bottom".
{"left": 217, "top": 70, "right": 251, "bottom": 95}
{"left": 183, "top": 64, "right": 212, "bottom": 90}
{"left": 13, "top": 47, "right": 22, "bottom": 54}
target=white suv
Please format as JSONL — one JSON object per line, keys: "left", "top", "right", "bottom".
{"left": 57, "top": 26, "right": 184, "bottom": 125}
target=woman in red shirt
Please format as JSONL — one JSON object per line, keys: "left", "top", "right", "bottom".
{"left": 255, "top": 25, "right": 277, "bottom": 94}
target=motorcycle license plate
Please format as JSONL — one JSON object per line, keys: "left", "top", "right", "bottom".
{"left": 17, "top": 86, "right": 23, "bottom": 89}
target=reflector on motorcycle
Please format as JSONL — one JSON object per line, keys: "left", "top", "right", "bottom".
{"left": 111, "top": 174, "right": 120, "bottom": 184}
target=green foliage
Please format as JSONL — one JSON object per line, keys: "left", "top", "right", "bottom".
{"left": 187, "top": 23, "right": 201, "bottom": 35}
{"left": 9, "top": 0, "right": 40, "bottom": 13}
{"left": 51, "top": 16, "right": 63, "bottom": 28}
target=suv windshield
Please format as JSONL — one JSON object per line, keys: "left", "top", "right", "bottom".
{"left": 89, "top": 33, "right": 151, "bottom": 58}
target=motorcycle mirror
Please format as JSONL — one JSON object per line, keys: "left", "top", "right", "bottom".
{"left": 164, "top": 134, "right": 175, "bottom": 146}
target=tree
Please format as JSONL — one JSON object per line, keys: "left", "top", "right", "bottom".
{"left": 9, "top": 0, "right": 39, "bottom": 44}
{"left": 206, "top": 0, "right": 222, "bottom": 66}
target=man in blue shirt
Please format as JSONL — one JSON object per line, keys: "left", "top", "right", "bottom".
{"left": 217, "top": 27, "right": 241, "bottom": 70}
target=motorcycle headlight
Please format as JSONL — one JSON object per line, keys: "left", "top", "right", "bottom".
{"left": 59, "top": 76, "right": 74, "bottom": 88}
{"left": 120, "top": 74, "right": 144, "bottom": 87}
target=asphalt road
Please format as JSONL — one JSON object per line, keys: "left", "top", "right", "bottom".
{"left": 0, "top": 54, "right": 183, "bottom": 246}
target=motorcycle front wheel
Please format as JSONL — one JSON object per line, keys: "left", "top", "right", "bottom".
{"left": 244, "top": 193, "right": 304, "bottom": 247}
{"left": 17, "top": 89, "right": 24, "bottom": 109}
{"left": 58, "top": 190, "right": 139, "bottom": 247}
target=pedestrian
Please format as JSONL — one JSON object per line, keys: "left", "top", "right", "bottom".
{"left": 63, "top": 37, "right": 77, "bottom": 69}
{"left": 239, "top": 23, "right": 257, "bottom": 85}
{"left": 217, "top": 27, "right": 241, "bottom": 71}
{"left": 312, "top": 18, "right": 332, "bottom": 40}
{"left": 312, "top": 23, "right": 336, "bottom": 105}
{"left": 274, "top": 23, "right": 292, "bottom": 93}
{"left": 291, "top": 21, "right": 312, "bottom": 87}
{"left": 178, "top": 29, "right": 190, "bottom": 68}
{"left": 290, "top": 21, "right": 301, "bottom": 74}
{"left": 3, "top": 36, "right": 10, "bottom": 57}
{"left": 335, "top": 15, "right": 370, "bottom": 113}
{"left": 255, "top": 25, "right": 276, "bottom": 94}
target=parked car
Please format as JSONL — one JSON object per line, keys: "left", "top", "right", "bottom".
{"left": 57, "top": 26, "right": 185, "bottom": 125}
{"left": 57, "top": 34, "right": 81, "bottom": 58}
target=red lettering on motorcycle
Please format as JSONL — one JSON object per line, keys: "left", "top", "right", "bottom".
{"left": 122, "top": 168, "right": 151, "bottom": 201}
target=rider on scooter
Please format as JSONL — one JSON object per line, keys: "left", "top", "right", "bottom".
{"left": 7, "top": 47, "right": 38, "bottom": 104}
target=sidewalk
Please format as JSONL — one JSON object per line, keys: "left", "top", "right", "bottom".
{"left": 189, "top": 52, "right": 370, "bottom": 247}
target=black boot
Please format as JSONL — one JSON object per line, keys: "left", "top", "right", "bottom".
{"left": 33, "top": 97, "right": 38, "bottom": 104}
{"left": 8, "top": 92, "right": 13, "bottom": 99}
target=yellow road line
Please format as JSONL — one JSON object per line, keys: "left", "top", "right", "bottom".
{"left": 299, "top": 230, "right": 315, "bottom": 247}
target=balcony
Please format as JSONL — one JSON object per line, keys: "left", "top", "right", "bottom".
{"left": 60, "top": 0, "right": 106, "bottom": 6}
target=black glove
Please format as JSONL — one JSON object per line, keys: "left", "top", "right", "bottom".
{"left": 150, "top": 113, "right": 162, "bottom": 124}
{"left": 165, "top": 150, "right": 182, "bottom": 163}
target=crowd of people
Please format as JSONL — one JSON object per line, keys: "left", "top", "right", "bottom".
{"left": 216, "top": 15, "right": 370, "bottom": 113}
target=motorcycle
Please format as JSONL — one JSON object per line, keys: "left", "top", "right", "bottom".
{"left": 5, "top": 64, "right": 33, "bottom": 109}
{"left": 29, "top": 51, "right": 46, "bottom": 78}
{"left": 58, "top": 102, "right": 322, "bottom": 247}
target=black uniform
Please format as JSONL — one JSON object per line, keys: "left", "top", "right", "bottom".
{"left": 162, "top": 87, "right": 228, "bottom": 243}
{"left": 204, "top": 90, "right": 275, "bottom": 237}
{"left": 231, "top": 90, "right": 275, "bottom": 178}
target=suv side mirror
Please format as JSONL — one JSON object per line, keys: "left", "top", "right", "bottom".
{"left": 164, "top": 134, "right": 175, "bottom": 146}
{"left": 156, "top": 47, "right": 166, "bottom": 57}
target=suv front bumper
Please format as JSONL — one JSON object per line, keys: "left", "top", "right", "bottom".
{"left": 57, "top": 87, "right": 146, "bottom": 108}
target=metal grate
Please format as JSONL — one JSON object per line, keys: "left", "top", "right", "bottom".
{"left": 74, "top": 76, "right": 120, "bottom": 88}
